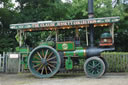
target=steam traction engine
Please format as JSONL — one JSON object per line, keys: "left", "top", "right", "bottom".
{"left": 10, "top": 0, "right": 120, "bottom": 78}
{"left": 10, "top": 16, "right": 120, "bottom": 78}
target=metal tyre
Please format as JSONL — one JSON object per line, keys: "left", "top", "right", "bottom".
{"left": 84, "top": 57, "right": 105, "bottom": 78}
{"left": 28, "top": 46, "right": 61, "bottom": 78}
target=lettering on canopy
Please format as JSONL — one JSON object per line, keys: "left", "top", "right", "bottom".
{"left": 10, "top": 17, "right": 120, "bottom": 29}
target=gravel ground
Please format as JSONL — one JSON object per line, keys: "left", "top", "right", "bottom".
{"left": 0, "top": 73, "right": 128, "bottom": 85}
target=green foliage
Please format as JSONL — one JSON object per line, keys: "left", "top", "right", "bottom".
{"left": 114, "top": 4, "right": 128, "bottom": 52}
{"left": 0, "top": 0, "right": 18, "bottom": 53}
{"left": 0, "top": 0, "right": 128, "bottom": 53}
{"left": 0, "top": 34, "right": 17, "bottom": 53}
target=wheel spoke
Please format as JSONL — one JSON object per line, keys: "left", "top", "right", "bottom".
{"left": 92, "top": 61, "right": 95, "bottom": 67}
{"left": 44, "top": 66, "right": 48, "bottom": 74}
{"left": 37, "top": 52, "right": 43, "bottom": 59}
{"left": 44, "top": 49, "right": 49, "bottom": 59}
{"left": 41, "top": 66, "right": 45, "bottom": 75}
{"left": 96, "top": 70, "right": 100, "bottom": 74}
{"left": 92, "top": 70, "right": 95, "bottom": 74}
{"left": 94, "top": 63, "right": 100, "bottom": 68}
{"left": 47, "top": 56, "right": 56, "bottom": 61}
{"left": 32, "top": 61, "right": 41, "bottom": 63}
{"left": 88, "top": 64, "right": 93, "bottom": 68}
{"left": 33, "top": 63, "right": 41, "bottom": 68}
{"left": 47, "top": 52, "right": 53, "bottom": 59}
{"left": 48, "top": 66, "right": 53, "bottom": 73}
{"left": 42, "top": 50, "right": 45, "bottom": 58}
{"left": 36, "top": 64, "right": 43, "bottom": 72}
{"left": 48, "top": 61, "right": 57, "bottom": 64}
{"left": 48, "top": 63, "right": 56, "bottom": 68}
{"left": 34, "top": 56, "right": 41, "bottom": 60}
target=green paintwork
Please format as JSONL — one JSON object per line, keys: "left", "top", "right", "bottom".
{"left": 10, "top": 16, "right": 120, "bottom": 30}
{"left": 21, "top": 56, "right": 28, "bottom": 69}
{"left": 56, "top": 42, "right": 75, "bottom": 51}
{"left": 64, "top": 47, "right": 86, "bottom": 58}
{"left": 101, "top": 33, "right": 112, "bottom": 38}
{"left": 15, "top": 47, "right": 29, "bottom": 69}
{"left": 65, "top": 56, "right": 73, "bottom": 70}
{"left": 76, "top": 47, "right": 84, "bottom": 50}
{"left": 19, "top": 47, "right": 29, "bottom": 53}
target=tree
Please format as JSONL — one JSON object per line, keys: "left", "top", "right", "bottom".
{"left": 0, "top": 0, "right": 127, "bottom": 53}
{"left": 0, "top": 0, "right": 18, "bottom": 53}
{"left": 114, "top": 3, "right": 128, "bottom": 51}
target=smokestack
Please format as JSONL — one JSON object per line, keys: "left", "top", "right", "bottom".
{"left": 88, "top": 0, "right": 94, "bottom": 47}
{"left": 88, "top": 0, "right": 94, "bottom": 18}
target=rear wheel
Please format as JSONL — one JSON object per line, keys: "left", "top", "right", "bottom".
{"left": 84, "top": 57, "right": 105, "bottom": 78}
{"left": 28, "top": 46, "right": 61, "bottom": 78}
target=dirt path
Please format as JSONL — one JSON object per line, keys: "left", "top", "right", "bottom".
{"left": 0, "top": 73, "right": 128, "bottom": 85}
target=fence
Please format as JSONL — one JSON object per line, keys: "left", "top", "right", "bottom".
{"left": 5, "top": 52, "right": 21, "bottom": 73}
{"left": 102, "top": 52, "right": 128, "bottom": 72}
{"left": 10, "top": 52, "right": 128, "bottom": 72}
{"left": 0, "top": 52, "right": 21, "bottom": 73}
{"left": 0, "top": 52, "right": 5, "bottom": 72}
{"left": 0, "top": 52, "right": 128, "bottom": 73}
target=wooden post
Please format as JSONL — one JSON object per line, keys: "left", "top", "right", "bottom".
{"left": 24, "top": 31, "right": 26, "bottom": 41}
{"left": 86, "top": 27, "right": 89, "bottom": 46}
{"left": 19, "top": 30, "right": 22, "bottom": 47}
{"left": 56, "top": 30, "right": 58, "bottom": 42}
{"left": 110, "top": 23, "right": 115, "bottom": 43}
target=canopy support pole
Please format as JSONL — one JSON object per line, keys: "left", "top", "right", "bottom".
{"left": 19, "top": 30, "right": 22, "bottom": 47}
{"left": 75, "top": 27, "right": 79, "bottom": 39}
{"left": 86, "top": 27, "right": 89, "bottom": 46}
{"left": 56, "top": 30, "right": 58, "bottom": 42}
{"left": 110, "top": 23, "right": 115, "bottom": 43}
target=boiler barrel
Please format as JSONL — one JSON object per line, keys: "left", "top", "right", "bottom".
{"left": 64, "top": 48, "right": 86, "bottom": 58}
{"left": 63, "top": 47, "right": 114, "bottom": 58}
{"left": 86, "top": 47, "right": 115, "bottom": 57}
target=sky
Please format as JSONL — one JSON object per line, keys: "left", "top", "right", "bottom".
{"left": 11, "top": 0, "right": 71, "bottom": 7}
{"left": 12, "top": 0, "right": 18, "bottom": 7}
{"left": 61, "top": 0, "right": 72, "bottom": 3}
{"left": 10, "top": 0, "right": 128, "bottom": 8}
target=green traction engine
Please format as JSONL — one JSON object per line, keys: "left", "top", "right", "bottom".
{"left": 10, "top": 0, "right": 120, "bottom": 78}
{"left": 10, "top": 15, "right": 120, "bottom": 78}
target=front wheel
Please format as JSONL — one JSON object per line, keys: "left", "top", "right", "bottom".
{"left": 84, "top": 57, "right": 105, "bottom": 78}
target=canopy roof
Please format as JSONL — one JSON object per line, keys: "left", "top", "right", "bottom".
{"left": 10, "top": 16, "right": 120, "bottom": 31}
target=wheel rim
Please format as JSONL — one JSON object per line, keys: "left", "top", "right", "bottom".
{"left": 28, "top": 46, "right": 61, "bottom": 78}
{"left": 84, "top": 57, "right": 105, "bottom": 78}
